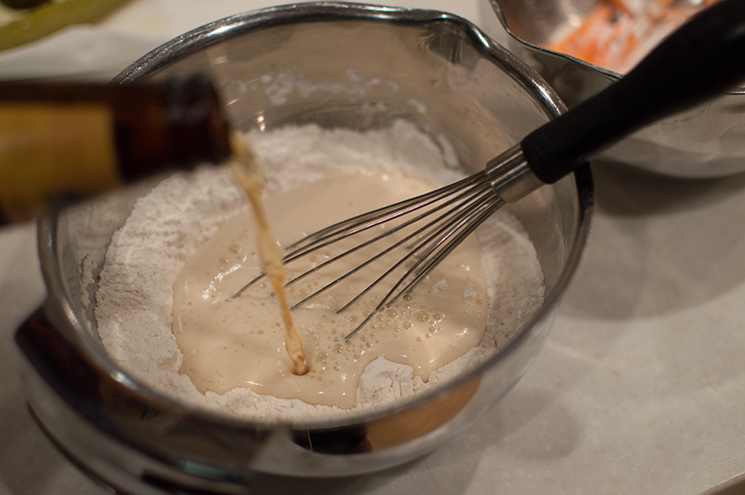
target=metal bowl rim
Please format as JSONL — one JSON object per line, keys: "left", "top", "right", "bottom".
{"left": 487, "top": 0, "right": 745, "bottom": 95}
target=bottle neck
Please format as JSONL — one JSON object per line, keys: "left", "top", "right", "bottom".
{"left": 114, "top": 76, "right": 233, "bottom": 181}
{"left": 0, "top": 75, "right": 233, "bottom": 180}
{"left": 0, "top": 75, "right": 233, "bottom": 223}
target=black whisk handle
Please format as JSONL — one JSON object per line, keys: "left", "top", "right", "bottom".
{"left": 521, "top": 0, "right": 745, "bottom": 184}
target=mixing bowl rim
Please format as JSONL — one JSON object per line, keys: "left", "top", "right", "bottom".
{"left": 36, "top": 2, "right": 594, "bottom": 431}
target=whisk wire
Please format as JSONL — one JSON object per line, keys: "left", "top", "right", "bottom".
{"left": 233, "top": 172, "right": 490, "bottom": 299}
{"left": 336, "top": 185, "right": 498, "bottom": 312}
{"left": 388, "top": 196, "right": 504, "bottom": 306}
{"left": 233, "top": 171, "right": 504, "bottom": 339}
{"left": 286, "top": 172, "right": 488, "bottom": 252}
{"left": 343, "top": 190, "right": 505, "bottom": 340}
{"left": 287, "top": 177, "right": 494, "bottom": 309}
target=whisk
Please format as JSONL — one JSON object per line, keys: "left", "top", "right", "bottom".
{"left": 235, "top": 0, "right": 745, "bottom": 339}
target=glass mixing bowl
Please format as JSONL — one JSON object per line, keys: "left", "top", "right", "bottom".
{"left": 16, "top": 3, "right": 592, "bottom": 493}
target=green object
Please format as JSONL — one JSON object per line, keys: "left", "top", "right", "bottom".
{"left": 0, "top": 0, "right": 132, "bottom": 51}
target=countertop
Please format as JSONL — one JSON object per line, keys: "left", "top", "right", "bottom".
{"left": 2, "top": 1, "right": 745, "bottom": 494}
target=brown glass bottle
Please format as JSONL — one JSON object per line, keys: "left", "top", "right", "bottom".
{"left": 0, "top": 75, "right": 232, "bottom": 223}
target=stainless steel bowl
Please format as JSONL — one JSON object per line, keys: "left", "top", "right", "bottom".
{"left": 486, "top": 0, "right": 745, "bottom": 178}
{"left": 15, "top": 3, "right": 592, "bottom": 493}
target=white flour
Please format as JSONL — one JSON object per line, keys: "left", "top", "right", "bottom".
{"left": 94, "top": 121, "right": 545, "bottom": 423}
